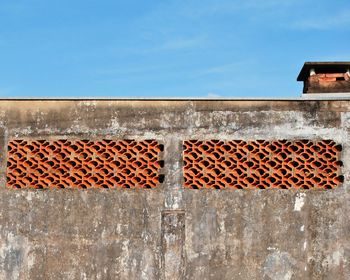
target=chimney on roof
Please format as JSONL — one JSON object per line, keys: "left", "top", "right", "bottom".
{"left": 297, "top": 62, "right": 350, "bottom": 94}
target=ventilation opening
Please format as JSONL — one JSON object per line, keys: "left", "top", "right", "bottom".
{"left": 183, "top": 139, "right": 342, "bottom": 190}
{"left": 7, "top": 139, "right": 164, "bottom": 189}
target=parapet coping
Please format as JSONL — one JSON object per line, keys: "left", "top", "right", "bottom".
{"left": 1, "top": 94, "right": 350, "bottom": 101}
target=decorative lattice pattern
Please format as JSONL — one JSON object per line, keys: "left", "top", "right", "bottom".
{"left": 183, "top": 140, "right": 343, "bottom": 190}
{"left": 7, "top": 139, "right": 164, "bottom": 189}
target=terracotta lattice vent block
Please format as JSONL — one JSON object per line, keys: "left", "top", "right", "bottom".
{"left": 7, "top": 139, "right": 164, "bottom": 189}
{"left": 183, "top": 140, "right": 343, "bottom": 190}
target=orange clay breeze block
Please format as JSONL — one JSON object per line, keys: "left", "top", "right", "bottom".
{"left": 7, "top": 139, "right": 164, "bottom": 189}
{"left": 183, "top": 140, "right": 343, "bottom": 190}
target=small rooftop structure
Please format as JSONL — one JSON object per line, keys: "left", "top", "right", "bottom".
{"left": 297, "top": 62, "right": 350, "bottom": 94}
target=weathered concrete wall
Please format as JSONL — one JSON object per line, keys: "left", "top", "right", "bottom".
{"left": 0, "top": 100, "right": 349, "bottom": 279}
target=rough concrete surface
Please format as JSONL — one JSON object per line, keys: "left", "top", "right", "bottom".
{"left": 0, "top": 100, "right": 349, "bottom": 279}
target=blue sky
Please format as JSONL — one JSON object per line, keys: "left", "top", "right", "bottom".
{"left": 0, "top": 0, "right": 349, "bottom": 98}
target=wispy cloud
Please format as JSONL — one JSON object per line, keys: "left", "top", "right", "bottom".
{"left": 191, "top": 60, "right": 256, "bottom": 79}
{"left": 93, "top": 60, "right": 256, "bottom": 86}
{"left": 179, "top": 0, "right": 295, "bottom": 18}
{"left": 292, "top": 9, "right": 350, "bottom": 30}
{"left": 154, "top": 36, "right": 206, "bottom": 51}
{"left": 207, "top": 92, "right": 222, "bottom": 98}
{"left": 244, "top": 0, "right": 295, "bottom": 9}
{"left": 106, "top": 35, "right": 207, "bottom": 57}
{"left": 94, "top": 63, "right": 182, "bottom": 77}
